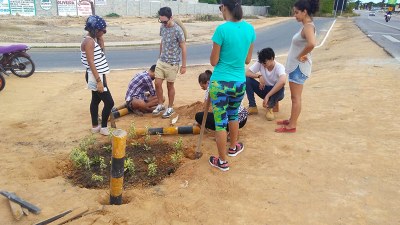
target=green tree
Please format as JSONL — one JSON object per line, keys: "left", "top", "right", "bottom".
{"left": 320, "top": 0, "right": 335, "bottom": 14}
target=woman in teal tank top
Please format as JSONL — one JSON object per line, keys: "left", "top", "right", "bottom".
{"left": 208, "top": 0, "right": 255, "bottom": 171}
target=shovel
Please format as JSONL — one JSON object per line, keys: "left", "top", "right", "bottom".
{"left": 194, "top": 97, "right": 211, "bottom": 159}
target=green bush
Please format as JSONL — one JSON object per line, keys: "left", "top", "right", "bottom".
{"left": 199, "top": 0, "right": 218, "bottom": 4}
{"left": 105, "top": 13, "right": 120, "bottom": 18}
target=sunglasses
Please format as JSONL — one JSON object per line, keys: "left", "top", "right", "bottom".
{"left": 158, "top": 18, "right": 170, "bottom": 24}
{"left": 99, "top": 29, "right": 106, "bottom": 34}
{"left": 219, "top": 5, "right": 223, "bottom": 11}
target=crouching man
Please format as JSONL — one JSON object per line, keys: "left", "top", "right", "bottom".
{"left": 246, "top": 47, "right": 286, "bottom": 120}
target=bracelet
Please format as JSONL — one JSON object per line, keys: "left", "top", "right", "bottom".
{"left": 96, "top": 77, "right": 101, "bottom": 82}
{"left": 181, "top": 66, "right": 186, "bottom": 68}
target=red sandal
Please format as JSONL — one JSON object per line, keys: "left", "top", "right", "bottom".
{"left": 276, "top": 120, "right": 290, "bottom": 125}
{"left": 275, "top": 126, "right": 296, "bottom": 133}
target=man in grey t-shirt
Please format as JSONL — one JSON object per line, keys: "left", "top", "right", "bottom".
{"left": 152, "top": 7, "right": 187, "bottom": 119}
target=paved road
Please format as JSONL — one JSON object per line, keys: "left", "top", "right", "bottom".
{"left": 355, "top": 10, "right": 400, "bottom": 61}
{"left": 30, "top": 17, "right": 335, "bottom": 72}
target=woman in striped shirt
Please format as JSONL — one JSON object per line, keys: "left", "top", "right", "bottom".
{"left": 81, "top": 15, "right": 114, "bottom": 136}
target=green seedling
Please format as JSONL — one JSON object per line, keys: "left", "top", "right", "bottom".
{"left": 91, "top": 173, "right": 104, "bottom": 182}
{"left": 171, "top": 150, "right": 183, "bottom": 165}
{"left": 156, "top": 132, "right": 163, "bottom": 144}
{"left": 78, "top": 135, "right": 96, "bottom": 151}
{"left": 70, "top": 147, "right": 91, "bottom": 169}
{"left": 143, "top": 143, "right": 151, "bottom": 151}
{"left": 147, "top": 162, "right": 157, "bottom": 177}
{"left": 173, "top": 137, "right": 183, "bottom": 151}
{"left": 131, "top": 140, "right": 140, "bottom": 147}
{"left": 144, "top": 156, "right": 156, "bottom": 164}
{"left": 102, "top": 144, "right": 112, "bottom": 153}
{"left": 124, "top": 157, "right": 135, "bottom": 175}
{"left": 91, "top": 156, "right": 107, "bottom": 171}
{"left": 144, "top": 133, "right": 151, "bottom": 145}
{"left": 107, "top": 128, "right": 116, "bottom": 142}
{"left": 128, "top": 122, "right": 136, "bottom": 138}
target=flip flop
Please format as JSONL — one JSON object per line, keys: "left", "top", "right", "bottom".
{"left": 276, "top": 120, "right": 290, "bottom": 125}
{"left": 275, "top": 126, "right": 296, "bottom": 133}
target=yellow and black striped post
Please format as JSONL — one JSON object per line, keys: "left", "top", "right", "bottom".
{"left": 135, "top": 126, "right": 201, "bottom": 136}
{"left": 110, "top": 129, "right": 127, "bottom": 205}
{"left": 109, "top": 108, "right": 129, "bottom": 120}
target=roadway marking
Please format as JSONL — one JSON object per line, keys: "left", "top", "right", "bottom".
{"left": 383, "top": 35, "right": 400, "bottom": 43}
{"left": 369, "top": 31, "right": 400, "bottom": 36}
{"left": 316, "top": 19, "right": 336, "bottom": 48}
{"left": 367, "top": 17, "right": 400, "bottom": 31}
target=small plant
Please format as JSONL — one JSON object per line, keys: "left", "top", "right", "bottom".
{"left": 128, "top": 122, "right": 136, "bottom": 138}
{"left": 70, "top": 147, "right": 91, "bottom": 169}
{"left": 102, "top": 144, "right": 112, "bottom": 153}
{"left": 91, "top": 173, "right": 104, "bottom": 182}
{"left": 130, "top": 140, "right": 140, "bottom": 147}
{"left": 170, "top": 150, "right": 183, "bottom": 166}
{"left": 144, "top": 156, "right": 157, "bottom": 176}
{"left": 144, "top": 156, "right": 156, "bottom": 164}
{"left": 91, "top": 156, "right": 107, "bottom": 171}
{"left": 156, "top": 133, "right": 163, "bottom": 144}
{"left": 147, "top": 162, "right": 157, "bottom": 177}
{"left": 144, "top": 133, "right": 151, "bottom": 145}
{"left": 124, "top": 157, "right": 135, "bottom": 175}
{"left": 105, "top": 13, "right": 120, "bottom": 18}
{"left": 173, "top": 137, "right": 183, "bottom": 151}
{"left": 78, "top": 135, "right": 96, "bottom": 152}
{"left": 107, "top": 128, "right": 116, "bottom": 142}
{"left": 143, "top": 143, "right": 151, "bottom": 151}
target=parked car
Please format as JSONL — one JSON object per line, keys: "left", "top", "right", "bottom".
{"left": 369, "top": 11, "right": 376, "bottom": 16}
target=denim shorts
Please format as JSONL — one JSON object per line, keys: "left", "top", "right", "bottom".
{"left": 288, "top": 66, "right": 308, "bottom": 85}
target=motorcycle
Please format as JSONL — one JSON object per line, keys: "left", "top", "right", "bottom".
{"left": 385, "top": 14, "right": 391, "bottom": 22}
{"left": 0, "top": 44, "right": 35, "bottom": 92}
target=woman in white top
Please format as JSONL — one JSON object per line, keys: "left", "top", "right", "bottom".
{"left": 81, "top": 15, "right": 114, "bottom": 136}
{"left": 276, "top": 0, "right": 319, "bottom": 133}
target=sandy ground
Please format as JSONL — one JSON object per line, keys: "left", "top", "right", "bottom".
{"left": 1, "top": 17, "right": 400, "bottom": 224}
{"left": 0, "top": 15, "right": 289, "bottom": 44}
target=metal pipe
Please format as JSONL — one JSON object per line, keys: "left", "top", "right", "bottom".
{"left": 110, "top": 129, "right": 127, "bottom": 205}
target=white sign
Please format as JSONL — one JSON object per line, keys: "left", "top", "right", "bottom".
{"left": 40, "top": 0, "right": 52, "bottom": 10}
{"left": 96, "top": 0, "right": 105, "bottom": 6}
{"left": 0, "top": 0, "right": 10, "bottom": 15}
{"left": 57, "top": 0, "right": 76, "bottom": 16}
{"left": 9, "top": 0, "right": 36, "bottom": 16}
{"left": 77, "top": 0, "right": 92, "bottom": 16}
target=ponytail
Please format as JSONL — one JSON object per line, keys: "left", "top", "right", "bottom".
{"left": 198, "top": 70, "right": 212, "bottom": 84}
{"left": 294, "top": 0, "right": 319, "bottom": 16}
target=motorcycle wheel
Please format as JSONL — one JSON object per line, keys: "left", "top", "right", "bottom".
{"left": 10, "top": 55, "right": 35, "bottom": 78}
{"left": 0, "top": 74, "right": 5, "bottom": 91}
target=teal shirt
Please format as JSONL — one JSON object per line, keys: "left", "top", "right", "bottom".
{"left": 211, "top": 20, "right": 256, "bottom": 82}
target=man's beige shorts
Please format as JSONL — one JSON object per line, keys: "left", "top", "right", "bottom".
{"left": 155, "top": 59, "right": 179, "bottom": 82}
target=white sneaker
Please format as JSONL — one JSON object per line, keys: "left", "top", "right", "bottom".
{"left": 100, "top": 127, "right": 110, "bottom": 136}
{"left": 91, "top": 125, "right": 101, "bottom": 133}
{"left": 162, "top": 107, "right": 174, "bottom": 118}
{"left": 152, "top": 104, "right": 165, "bottom": 115}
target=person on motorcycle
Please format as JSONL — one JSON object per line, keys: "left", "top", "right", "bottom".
{"left": 385, "top": 10, "right": 392, "bottom": 22}
{"left": 80, "top": 15, "right": 114, "bottom": 136}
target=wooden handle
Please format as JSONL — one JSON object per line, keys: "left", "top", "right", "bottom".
{"left": 195, "top": 97, "right": 211, "bottom": 154}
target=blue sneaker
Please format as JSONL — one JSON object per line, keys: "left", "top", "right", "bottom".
{"left": 209, "top": 156, "right": 229, "bottom": 171}
{"left": 228, "top": 142, "right": 244, "bottom": 157}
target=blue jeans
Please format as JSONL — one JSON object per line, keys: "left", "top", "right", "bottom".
{"left": 245, "top": 77, "right": 284, "bottom": 108}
